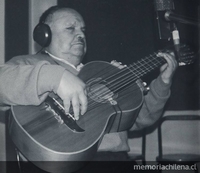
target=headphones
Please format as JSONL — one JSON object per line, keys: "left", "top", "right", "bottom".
{"left": 33, "top": 6, "right": 63, "bottom": 47}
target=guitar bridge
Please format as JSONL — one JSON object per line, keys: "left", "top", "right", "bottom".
{"left": 45, "top": 95, "right": 85, "bottom": 133}
{"left": 51, "top": 97, "right": 76, "bottom": 121}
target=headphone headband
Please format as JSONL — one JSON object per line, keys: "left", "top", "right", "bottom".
{"left": 39, "top": 6, "right": 62, "bottom": 24}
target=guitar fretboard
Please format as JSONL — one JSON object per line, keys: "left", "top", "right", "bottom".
{"left": 104, "top": 51, "right": 166, "bottom": 92}
{"left": 127, "top": 52, "right": 166, "bottom": 80}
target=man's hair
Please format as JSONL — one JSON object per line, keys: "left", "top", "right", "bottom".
{"left": 39, "top": 5, "right": 66, "bottom": 24}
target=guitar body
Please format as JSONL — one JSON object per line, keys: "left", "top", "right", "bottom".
{"left": 9, "top": 61, "right": 144, "bottom": 173}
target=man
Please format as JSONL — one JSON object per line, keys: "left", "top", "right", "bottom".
{"left": 0, "top": 6, "right": 177, "bottom": 173}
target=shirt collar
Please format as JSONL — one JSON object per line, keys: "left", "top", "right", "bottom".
{"left": 45, "top": 50, "right": 83, "bottom": 71}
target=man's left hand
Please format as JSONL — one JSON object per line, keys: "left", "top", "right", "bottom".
{"left": 157, "top": 52, "right": 178, "bottom": 84}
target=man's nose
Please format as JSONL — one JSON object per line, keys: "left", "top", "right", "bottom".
{"left": 77, "top": 35, "right": 84, "bottom": 41}
{"left": 76, "top": 29, "right": 85, "bottom": 39}
{"left": 76, "top": 33, "right": 85, "bottom": 43}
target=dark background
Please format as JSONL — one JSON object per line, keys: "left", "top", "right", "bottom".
{"left": 5, "top": 0, "right": 200, "bottom": 110}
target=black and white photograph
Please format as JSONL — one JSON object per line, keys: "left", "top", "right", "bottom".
{"left": 0, "top": 0, "right": 199, "bottom": 172}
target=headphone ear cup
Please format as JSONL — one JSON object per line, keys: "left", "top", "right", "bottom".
{"left": 33, "top": 23, "right": 52, "bottom": 47}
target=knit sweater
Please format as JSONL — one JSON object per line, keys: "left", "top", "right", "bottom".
{"left": 0, "top": 52, "right": 171, "bottom": 152}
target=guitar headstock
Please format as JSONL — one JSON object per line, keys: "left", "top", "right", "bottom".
{"left": 164, "top": 44, "right": 198, "bottom": 66}
{"left": 176, "top": 44, "right": 197, "bottom": 66}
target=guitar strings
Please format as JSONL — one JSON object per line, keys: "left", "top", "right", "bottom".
{"left": 83, "top": 51, "right": 165, "bottom": 112}
{"left": 94, "top": 53, "right": 164, "bottom": 95}
{"left": 107, "top": 53, "right": 165, "bottom": 93}
{"left": 86, "top": 45, "right": 193, "bottom": 107}
{"left": 84, "top": 53, "right": 163, "bottom": 111}
{"left": 87, "top": 52, "right": 163, "bottom": 102}
{"left": 85, "top": 52, "right": 159, "bottom": 102}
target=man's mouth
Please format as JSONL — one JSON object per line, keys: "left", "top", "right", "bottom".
{"left": 73, "top": 42, "right": 85, "bottom": 47}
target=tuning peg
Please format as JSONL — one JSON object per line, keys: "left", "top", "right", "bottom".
{"left": 142, "top": 82, "right": 150, "bottom": 95}
{"left": 143, "top": 82, "right": 147, "bottom": 87}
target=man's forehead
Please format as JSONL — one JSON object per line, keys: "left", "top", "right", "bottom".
{"left": 52, "top": 9, "right": 84, "bottom": 24}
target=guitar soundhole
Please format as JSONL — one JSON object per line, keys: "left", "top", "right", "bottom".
{"left": 86, "top": 77, "right": 118, "bottom": 103}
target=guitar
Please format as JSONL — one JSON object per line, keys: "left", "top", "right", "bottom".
{"left": 8, "top": 44, "right": 196, "bottom": 173}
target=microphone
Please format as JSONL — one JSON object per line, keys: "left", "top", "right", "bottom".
{"left": 154, "top": 0, "right": 175, "bottom": 40}
{"left": 172, "top": 26, "right": 181, "bottom": 59}
{"left": 165, "top": 11, "right": 200, "bottom": 26}
{"left": 154, "top": 0, "right": 182, "bottom": 59}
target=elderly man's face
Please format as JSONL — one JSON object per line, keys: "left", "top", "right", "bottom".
{"left": 48, "top": 9, "right": 86, "bottom": 65}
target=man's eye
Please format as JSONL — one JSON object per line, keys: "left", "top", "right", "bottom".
{"left": 66, "top": 27, "right": 74, "bottom": 30}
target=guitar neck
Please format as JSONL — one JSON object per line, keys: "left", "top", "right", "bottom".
{"left": 107, "top": 51, "right": 165, "bottom": 92}
{"left": 127, "top": 51, "right": 166, "bottom": 80}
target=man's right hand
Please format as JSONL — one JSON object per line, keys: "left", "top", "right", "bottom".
{"left": 57, "top": 70, "right": 88, "bottom": 120}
